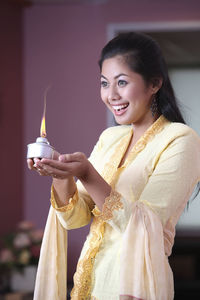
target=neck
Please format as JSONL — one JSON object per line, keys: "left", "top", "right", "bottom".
{"left": 131, "top": 115, "right": 159, "bottom": 145}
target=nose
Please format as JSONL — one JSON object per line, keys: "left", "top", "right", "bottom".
{"left": 108, "top": 85, "right": 121, "bottom": 102}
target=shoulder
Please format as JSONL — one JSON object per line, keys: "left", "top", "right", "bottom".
{"left": 167, "top": 122, "right": 199, "bottom": 136}
{"left": 145, "top": 119, "right": 200, "bottom": 166}
{"left": 159, "top": 121, "right": 200, "bottom": 145}
{"left": 156, "top": 121, "right": 200, "bottom": 162}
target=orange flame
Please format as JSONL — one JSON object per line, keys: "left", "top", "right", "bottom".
{"left": 40, "top": 86, "right": 50, "bottom": 137}
{"left": 40, "top": 115, "right": 46, "bottom": 137}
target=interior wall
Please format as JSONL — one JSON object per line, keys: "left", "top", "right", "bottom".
{"left": 0, "top": 2, "right": 23, "bottom": 238}
{"left": 23, "top": 0, "right": 200, "bottom": 280}
{"left": 169, "top": 69, "right": 200, "bottom": 229}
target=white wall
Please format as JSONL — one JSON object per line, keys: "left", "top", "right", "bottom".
{"left": 169, "top": 69, "right": 200, "bottom": 228}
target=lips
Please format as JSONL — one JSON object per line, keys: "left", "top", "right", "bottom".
{"left": 112, "top": 103, "right": 129, "bottom": 111}
{"left": 111, "top": 103, "right": 129, "bottom": 116}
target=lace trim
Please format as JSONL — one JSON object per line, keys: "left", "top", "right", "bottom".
{"left": 102, "top": 115, "right": 168, "bottom": 186}
{"left": 101, "top": 129, "right": 133, "bottom": 184}
{"left": 92, "top": 190, "right": 123, "bottom": 221}
{"left": 126, "top": 115, "right": 167, "bottom": 165}
{"left": 50, "top": 185, "right": 78, "bottom": 212}
{"left": 71, "top": 115, "right": 168, "bottom": 298}
{"left": 70, "top": 216, "right": 105, "bottom": 299}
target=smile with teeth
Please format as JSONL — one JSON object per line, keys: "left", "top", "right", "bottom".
{"left": 112, "top": 103, "right": 129, "bottom": 111}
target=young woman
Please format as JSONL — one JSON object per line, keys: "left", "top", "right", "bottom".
{"left": 28, "top": 32, "right": 200, "bottom": 300}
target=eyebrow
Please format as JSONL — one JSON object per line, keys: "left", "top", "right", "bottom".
{"left": 101, "top": 73, "right": 129, "bottom": 80}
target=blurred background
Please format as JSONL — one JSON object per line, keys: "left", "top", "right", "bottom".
{"left": 0, "top": 0, "right": 200, "bottom": 299}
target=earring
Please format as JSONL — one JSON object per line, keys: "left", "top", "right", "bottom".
{"left": 150, "top": 95, "right": 158, "bottom": 117}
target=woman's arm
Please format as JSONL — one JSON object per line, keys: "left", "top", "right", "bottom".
{"left": 27, "top": 153, "right": 77, "bottom": 207}
{"left": 52, "top": 177, "right": 77, "bottom": 207}
{"left": 33, "top": 152, "right": 112, "bottom": 211}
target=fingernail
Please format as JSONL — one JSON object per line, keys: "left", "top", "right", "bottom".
{"left": 59, "top": 155, "right": 65, "bottom": 162}
{"left": 36, "top": 163, "right": 43, "bottom": 169}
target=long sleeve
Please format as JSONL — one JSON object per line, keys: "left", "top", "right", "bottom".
{"left": 138, "top": 131, "right": 200, "bottom": 226}
{"left": 50, "top": 128, "right": 110, "bottom": 230}
{"left": 50, "top": 183, "right": 93, "bottom": 230}
{"left": 118, "top": 129, "right": 200, "bottom": 300}
{"left": 120, "top": 202, "right": 174, "bottom": 300}
{"left": 98, "top": 126, "right": 200, "bottom": 234}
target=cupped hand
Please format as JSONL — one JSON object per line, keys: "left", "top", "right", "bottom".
{"left": 27, "top": 150, "right": 60, "bottom": 177}
{"left": 27, "top": 152, "right": 90, "bottom": 180}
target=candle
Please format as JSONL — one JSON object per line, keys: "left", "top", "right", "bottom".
{"left": 27, "top": 136, "right": 54, "bottom": 159}
{"left": 27, "top": 87, "right": 54, "bottom": 159}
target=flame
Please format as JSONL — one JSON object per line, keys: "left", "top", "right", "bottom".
{"left": 40, "top": 85, "right": 51, "bottom": 137}
{"left": 40, "top": 115, "right": 46, "bottom": 137}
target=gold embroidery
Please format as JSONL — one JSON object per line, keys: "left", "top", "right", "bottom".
{"left": 127, "top": 115, "right": 167, "bottom": 164}
{"left": 70, "top": 216, "right": 105, "bottom": 299}
{"left": 50, "top": 186, "right": 78, "bottom": 212}
{"left": 92, "top": 190, "right": 123, "bottom": 221}
{"left": 101, "top": 129, "right": 133, "bottom": 185}
{"left": 101, "top": 115, "right": 168, "bottom": 187}
{"left": 101, "top": 190, "right": 123, "bottom": 221}
{"left": 71, "top": 115, "right": 168, "bottom": 298}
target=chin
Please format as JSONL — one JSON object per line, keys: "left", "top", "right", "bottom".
{"left": 114, "top": 115, "right": 135, "bottom": 125}
{"left": 114, "top": 118, "right": 132, "bottom": 126}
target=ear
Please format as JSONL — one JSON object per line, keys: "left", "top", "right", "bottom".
{"left": 151, "top": 77, "right": 163, "bottom": 94}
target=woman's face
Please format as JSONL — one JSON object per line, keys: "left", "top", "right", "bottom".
{"left": 100, "top": 55, "right": 158, "bottom": 126}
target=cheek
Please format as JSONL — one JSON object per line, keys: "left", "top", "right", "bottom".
{"left": 124, "top": 85, "right": 139, "bottom": 100}
{"left": 100, "top": 90, "right": 107, "bottom": 104}
{"left": 128, "top": 86, "right": 151, "bottom": 104}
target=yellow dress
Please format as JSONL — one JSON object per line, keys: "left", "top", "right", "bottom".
{"left": 33, "top": 116, "right": 200, "bottom": 300}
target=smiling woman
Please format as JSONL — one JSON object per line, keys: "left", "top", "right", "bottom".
{"left": 100, "top": 55, "right": 161, "bottom": 130}
{"left": 27, "top": 32, "right": 200, "bottom": 300}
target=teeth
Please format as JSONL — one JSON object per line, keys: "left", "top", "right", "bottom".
{"left": 113, "top": 104, "right": 128, "bottom": 111}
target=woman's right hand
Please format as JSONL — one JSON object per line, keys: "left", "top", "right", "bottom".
{"left": 27, "top": 151, "right": 77, "bottom": 207}
{"left": 27, "top": 150, "right": 60, "bottom": 177}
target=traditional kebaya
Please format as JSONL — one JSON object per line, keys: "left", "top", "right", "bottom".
{"left": 28, "top": 32, "right": 200, "bottom": 300}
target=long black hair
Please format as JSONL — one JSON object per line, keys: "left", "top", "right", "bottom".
{"left": 99, "top": 31, "right": 185, "bottom": 124}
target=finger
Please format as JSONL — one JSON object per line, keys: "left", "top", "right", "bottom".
{"left": 33, "top": 158, "right": 42, "bottom": 168}
{"left": 27, "top": 159, "right": 34, "bottom": 170}
{"left": 58, "top": 154, "right": 74, "bottom": 163}
{"left": 40, "top": 158, "right": 71, "bottom": 171}
{"left": 42, "top": 166, "right": 71, "bottom": 179}
{"left": 53, "top": 150, "right": 60, "bottom": 160}
{"left": 34, "top": 160, "right": 45, "bottom": 170}
{"left": 69, "top": 152, "right": 86, "bottom": 161}
{"left": 36, "top": 169, "right": 49, "bottom": 176}
{"left": 59, "top": 152, "right": 86, "bottom": 163}
{"left": 33, "top": 157, "right": 41, "bottom": 163}
{"left": 42, "top": 164, "right": 72, "bottom": 178}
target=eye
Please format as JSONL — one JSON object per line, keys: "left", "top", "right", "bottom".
{"left": 101, "top": 80, "right": 108, "bottom": 88}
{"left": 118, "top": 80, "right": 127, "bottom": 87}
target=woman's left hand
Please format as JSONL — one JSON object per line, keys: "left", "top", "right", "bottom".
{"left": 34, "top": 152, "right": 90, "bottom": 180}
{"left": 35, "top": 151, "right": 112, "bottom": 211}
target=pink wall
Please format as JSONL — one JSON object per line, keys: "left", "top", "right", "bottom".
{"left": 23, "top": 0, "right": 200, "bottom": 280}
{"left": 0, "top": 2, "right": 23, "bottom": 238}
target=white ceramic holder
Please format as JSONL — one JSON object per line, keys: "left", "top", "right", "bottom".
{"left": 27, "top": 137, "right": 54, "bottom": 159}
